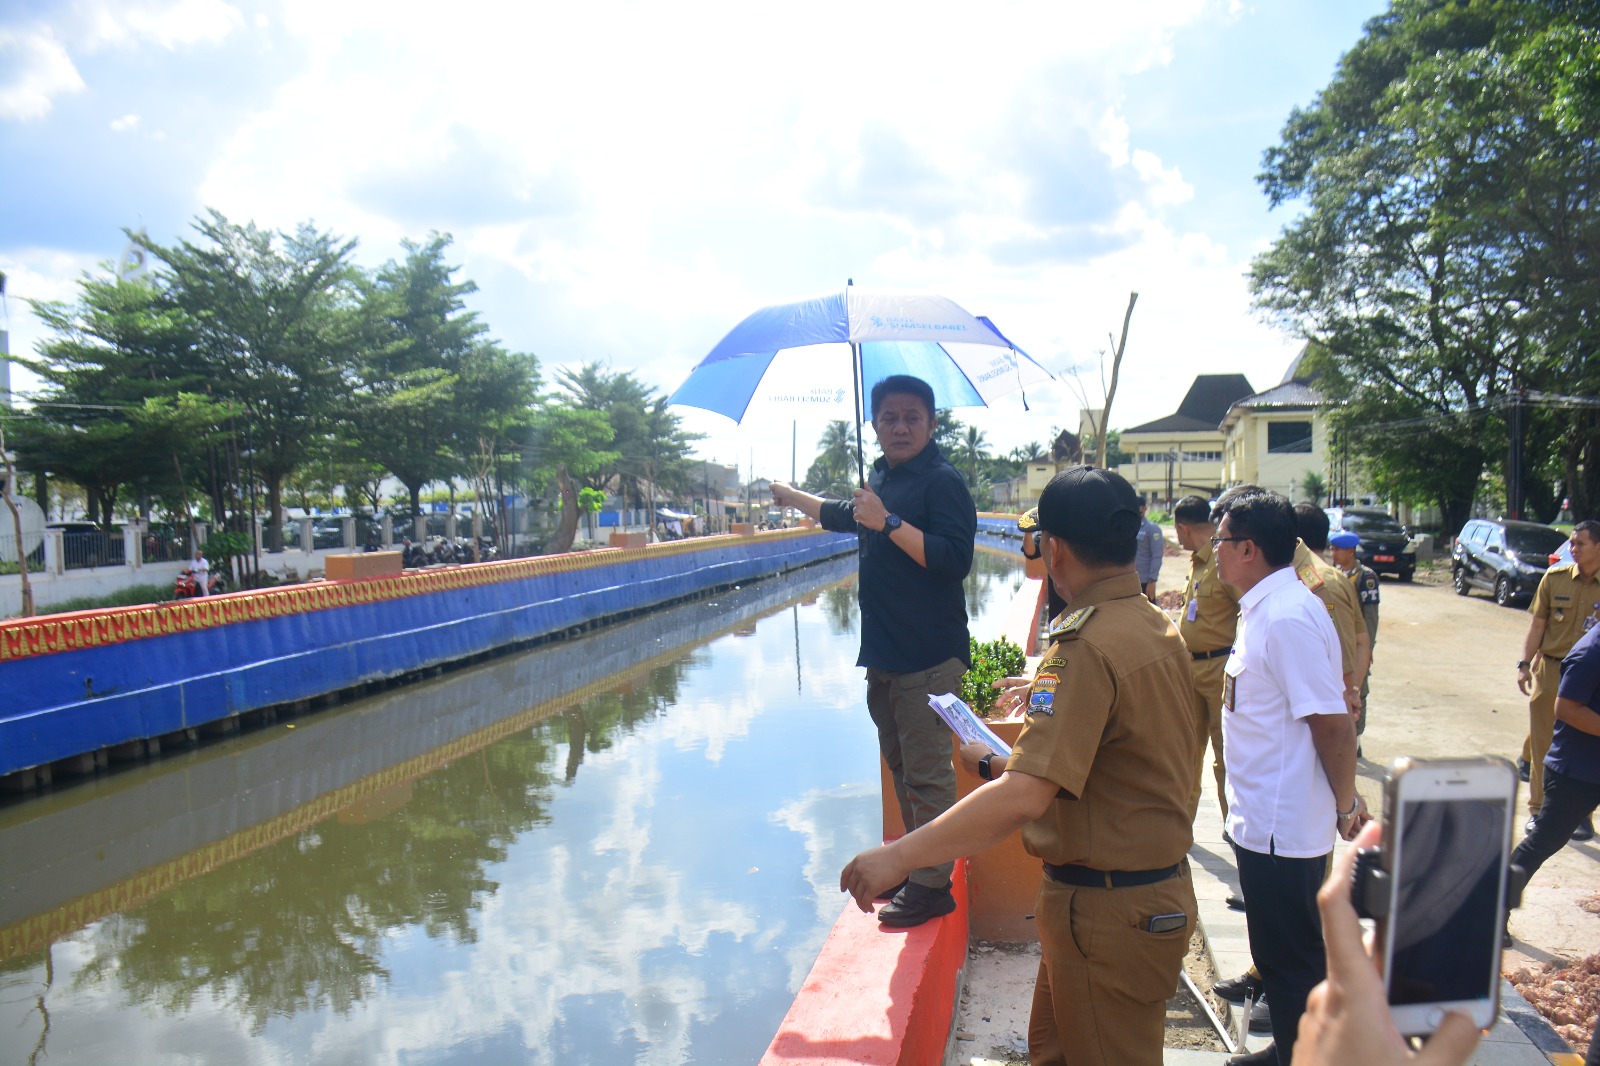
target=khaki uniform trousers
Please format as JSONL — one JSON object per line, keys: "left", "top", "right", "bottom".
{"left": 1028, "top": 863, "right": 1197, "bottom": 1066}
{"left": 1525, "top": 657, "right": 1562, "bottom": 814}
{"left": 1188, "top": 657, "right": 1228, "bottom": 821}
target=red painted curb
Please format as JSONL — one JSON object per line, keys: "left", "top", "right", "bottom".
{"left": 760, "top": 861, "right": 970, "bottom": 1065}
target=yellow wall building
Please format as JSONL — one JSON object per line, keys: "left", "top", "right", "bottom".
{"left": 1116, "top": 375, "right": 1254, "bottom": 506}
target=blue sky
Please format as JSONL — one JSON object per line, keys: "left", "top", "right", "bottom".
{"left": 0, "top": 0, "right": 1390, "bottom": 482}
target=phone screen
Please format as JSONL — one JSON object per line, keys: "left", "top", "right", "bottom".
{"left": 1388, "top": 796, "right": 1507, "bottom": 1006}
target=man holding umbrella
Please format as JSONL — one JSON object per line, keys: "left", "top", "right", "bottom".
{"left": 771, "top": 373, "right": 976, "bottom": 928}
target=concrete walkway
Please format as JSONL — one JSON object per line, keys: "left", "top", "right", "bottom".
{"left": 1190, "top": 775, "right": 1575, "bottom": 1066}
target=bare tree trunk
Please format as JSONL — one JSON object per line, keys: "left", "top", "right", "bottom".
{"left": 545, "top": 465, "right": 580, "bottom": 554}
{"left": 1097, "top": 292, "right": 1138, "bottom": 470}
{"left": 1, "top": 421, "right": 36, "bottom": 617}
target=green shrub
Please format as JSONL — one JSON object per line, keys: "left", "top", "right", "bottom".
{"left": 960, "top": 635, "right": 1028, "bottom": 715}
{"left": 20, "top": 583, "right": 177, "bottom": 618}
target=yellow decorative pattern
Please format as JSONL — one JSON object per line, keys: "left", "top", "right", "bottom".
{"left": 0, "top": 528, "right": 828, "bottom": 663}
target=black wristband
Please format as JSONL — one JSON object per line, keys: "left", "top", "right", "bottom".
{"left": 1517, "top": 660, "right": 1530, "bottom": 669}
{"left": 978, "top": 753, "right": 996, "bottom": 781}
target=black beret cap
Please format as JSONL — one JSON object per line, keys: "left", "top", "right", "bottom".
{"left": 1037, "top": 466, "right": 1142, "bottom": 543}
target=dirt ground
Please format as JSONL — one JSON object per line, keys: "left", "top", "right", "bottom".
{"left": 950, "top": 548, "right": 1600, "bottom": 1060}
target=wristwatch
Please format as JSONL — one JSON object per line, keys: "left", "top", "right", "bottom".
{"left": 1517, "top": 660, "right": 1531, "bottom": 669}
{"left": 883, "top": 513, "right": 903, "bottom": 534}
{"left": 978, "top": 752, "right": 996, "bottom": 781}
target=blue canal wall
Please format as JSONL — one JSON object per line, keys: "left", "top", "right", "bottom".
{"left": 0, "top": 529, "right": 855, "bottom": 780}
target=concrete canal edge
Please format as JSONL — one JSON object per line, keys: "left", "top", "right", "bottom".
{"left": 0, "top": 528, "right": 855, "bottom": 788}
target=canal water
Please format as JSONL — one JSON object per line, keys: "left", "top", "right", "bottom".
{"left": 0, "top": 546, "right": 1024, "bottom": 1065}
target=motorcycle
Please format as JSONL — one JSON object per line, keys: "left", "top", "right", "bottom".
{"left": 174, "top": 568, "right": 226, "bottom": 599}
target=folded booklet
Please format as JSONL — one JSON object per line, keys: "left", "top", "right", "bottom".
{"left": 927, "top": 692, "right": 1012, "bottom": 757}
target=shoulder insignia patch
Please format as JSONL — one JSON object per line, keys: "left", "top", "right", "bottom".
{"left": 1297, "top": 564, "right": 1324, "bottom": 592}
{"left": 1048, "top": 605, "right": 1097, "bottom": 639}
{"left": 1039, "top": 656, "right": 1068, "bottom": 672}
{"left": 1028, "top": 674, "right": 1058, "bottom": 715}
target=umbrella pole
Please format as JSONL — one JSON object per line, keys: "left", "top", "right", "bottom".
{"left": 851, "top": 341, "right": 866, "bottom": 486}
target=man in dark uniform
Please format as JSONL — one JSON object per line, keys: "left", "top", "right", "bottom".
{"left": 840, "top": 467, "right": 1198, "bottom": 1066}
{"left": 1330, "top": 530, "right": 1380, "bottom": 737}
{"left": 772, "top": 374, "right": 976, "bottom": 927}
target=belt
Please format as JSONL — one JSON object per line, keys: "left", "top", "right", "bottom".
{"left": 1191, "top": 647, "right": 1232, "bottom": 661}
{"left": 1043, "top": 861, "right": 1182, "bottom": 889}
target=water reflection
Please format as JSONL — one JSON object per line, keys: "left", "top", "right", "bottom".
{"left": 0, "top": 550, "right": 1021, "bottom": 1065}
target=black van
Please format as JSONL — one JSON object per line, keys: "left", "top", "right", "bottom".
{"left": 1451, "top": 518, "right": 1569, "bottom": 606}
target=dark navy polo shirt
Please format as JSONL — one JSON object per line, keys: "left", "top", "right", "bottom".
{"left": 818, "top": 441, "right": 975, "bottom": 673}
{"left": 1552, "top": 623, "right": 1600, "bottom": 786}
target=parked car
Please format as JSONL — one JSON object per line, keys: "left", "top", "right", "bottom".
{"left": 1452, "top": 517, "right": 1569, "bottom": 606}
{"left": 1324, "top": 507, "right": 1416, "bottom": 581}
{"left": 1549, "top": 539, "right": 1575, "bottom": 568}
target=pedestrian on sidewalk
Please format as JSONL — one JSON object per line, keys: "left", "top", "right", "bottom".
{"left": 1517, "top": 520, "right": 1600, "bottom": 840}
{"left": 1213, "top": 489, "right": 1369, "bottom": 1066}
{"left": 1173, "top": 493, "right": 1239, "bottom": 821}
{"left": 771, "top": 374, "right": 976, "bottom": 927}
{"left": 840, "top": 467, "right": 1198, "bottom": 1066}
{"left": 1510, "top": 608, "right": 1600, "bottom": 900}
{"left": 1330, "top": 531, "right": 1380, "bottom": 738}
{"left": 1136, "top": 499, "right": 1164, "bottom": 602}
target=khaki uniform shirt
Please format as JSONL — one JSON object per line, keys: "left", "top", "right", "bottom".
{"left": 1294, "top": 540, "right": 1358, "bottom": 677}
{"left": 1008, "top": 572, "right": 1197, "bottom": 871}
{"left": 1180, "top": 541, "right": 1239, "bottom": 656}
{"left": 1531, "top": 563, "right": 1600, "bottom": 659}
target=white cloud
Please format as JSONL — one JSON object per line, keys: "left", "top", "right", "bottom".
{"left": 3, "top": 0, "right": 1377, "bottom": 480}
{"left": 77, "top": 0, "right": 244, "bottom": 51}
{"left": 109, "top": 112, "right": 139, "bottom": 131}
{"left": 0, "top": 27, "right": 86, "bottom": 120}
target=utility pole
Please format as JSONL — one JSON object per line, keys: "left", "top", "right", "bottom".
{"left": 1507, "top": 379, "right": 1524, "bottom": 520}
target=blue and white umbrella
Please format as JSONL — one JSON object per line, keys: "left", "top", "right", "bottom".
{"left": 669, "top": 286, "right": 1052, "bottom": 478}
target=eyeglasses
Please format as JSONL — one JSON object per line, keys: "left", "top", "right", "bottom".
{"left": 1211, "top": 536, "right": 1251, "bottom": 549}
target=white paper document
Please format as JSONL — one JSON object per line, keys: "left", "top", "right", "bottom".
{"left": 927, "top": 692, "right": 1013, "bottom": 757}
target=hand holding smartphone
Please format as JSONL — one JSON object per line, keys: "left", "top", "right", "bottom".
{"left": 1376, "top": 756, "right": 1517, "bottom": 1036}
{"left": 1298, "top": 821, "right": 1482, "bottom": 1066}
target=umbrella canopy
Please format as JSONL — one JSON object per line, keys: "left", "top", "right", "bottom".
{"left": 668, "top": 287, "right": 1052, "bottom": 423}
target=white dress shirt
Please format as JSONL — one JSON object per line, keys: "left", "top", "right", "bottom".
{"left": 1222, "top": 565, "right": 1347, "bottom": 857}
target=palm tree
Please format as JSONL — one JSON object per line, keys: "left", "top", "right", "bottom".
{"left": 957, "top": 426, "right": 990, "bottom": 489}
{"left": 805, "top": 421, "right": 856, "bottom": 496}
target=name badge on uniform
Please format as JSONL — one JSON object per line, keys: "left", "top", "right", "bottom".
{"left": 1029, "top": 674, "right": 1058, "bottom": 716}
{"left": 1222, "top": 672, "right": 1236, "bottom": 714}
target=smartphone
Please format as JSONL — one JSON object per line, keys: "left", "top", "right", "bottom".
{"left": 1378, "top": 756, "right": 1517, "bottom": 1035}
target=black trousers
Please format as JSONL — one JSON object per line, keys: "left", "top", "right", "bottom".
{"left": 1512, "top": 766, "right": 1600, "bottom": 881}
{"left": 1234, "top": 841, "right": 1328, "bottom": 1066}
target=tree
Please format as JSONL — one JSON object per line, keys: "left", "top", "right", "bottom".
{"left": 145, "top": 211, "right": 362, "bottom": 551}
{"left": 1251, "top": 2, "right": 1600, "bottom": 528}
{"left": 802, "top": 421, "right": 856, "bottom": 497}
{"left": 349, "top": 235, "right": 538, "bottom": 524}
{"left": 554, "top": 364, "right": 699, "bottom": 510}
{"left": 17, "top": 269, "right": 204, "bottom": 525}
{"left": 527, "top": 404, "right": 619, "bottom": 554}
{"left": 955, "top": 425, "right": 990, "bottom": 490}
{"left": 1300, "top": 471, "right": 1328, "bottom": 507}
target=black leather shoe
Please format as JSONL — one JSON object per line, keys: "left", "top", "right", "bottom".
{"left": 1225, "top": 1043, "right": 1278, "bottom": 1066}
{"left": 874, "top": 878, "right": 908, "bottom": 901}
{"left": 1517, "top": 758, "right": 1530, "bottom": 783}
{"left": 1225, "top": 893, "right": 1246, "bottom": 912}
{"left": 1573, "top": 817, "right": 1595, "bottom": 842}
{"left": 1212, "top": 970, "right": 1262, "bottom": 1003}
{"left": 1249, "top": 994, "right": 1272, "bottom": 1033}
{"left": 877, "top": 882, "right": 955, "bottom": 928}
